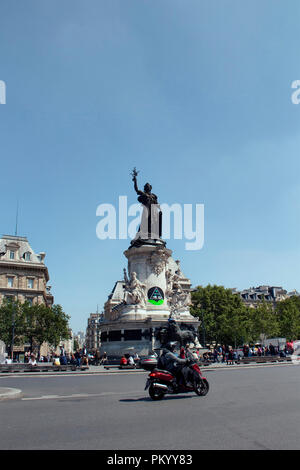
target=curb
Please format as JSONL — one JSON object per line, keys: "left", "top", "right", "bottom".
{"left": 0, "top": 387, "right": 23, "bottom": 401}
{"left": 0, "top": 361, "right": 293, "bottom": 378}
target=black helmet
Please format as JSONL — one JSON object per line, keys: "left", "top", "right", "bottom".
{"left": 166, "top": 341, "right": 177, "bottom": 352}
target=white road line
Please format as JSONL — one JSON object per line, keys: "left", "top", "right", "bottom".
{"left": 22, "top": 390, "right": 142, "bottom": 401}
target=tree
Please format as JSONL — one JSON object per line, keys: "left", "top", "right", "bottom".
{"left": 251, "top": 300, "right": 279, "bottom": 342}
{"left": 191, "top": 285, "right": 253, "bottom": 346}
{"left": 5, "top": 302, "right": 71, "bottom": 354}
{"left": 276, "top": 296, "right": 300, "bottom": 341}
{"left": 0, "top": 299, "right": 25, "bottom": 352}
{"left": 46, "top": 304, "right": 71, "bottom": 349}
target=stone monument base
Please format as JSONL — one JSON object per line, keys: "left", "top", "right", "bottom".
{"left": 99, "top": 232, "right": 200, "bottom": 358}
{"left": 99, "top": 315, "right": 200, "bottom": 358}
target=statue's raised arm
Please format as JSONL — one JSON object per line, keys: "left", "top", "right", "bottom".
{"left": 131, "top": 167, "right": 143, "bottom": 195}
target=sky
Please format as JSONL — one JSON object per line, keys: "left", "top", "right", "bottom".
{"left": 1, "top": 0, "right": 300, "bottom": 333}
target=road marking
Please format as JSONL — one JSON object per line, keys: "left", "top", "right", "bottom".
{"left": 22, "top": 390, "right": 143, "bottom": 401}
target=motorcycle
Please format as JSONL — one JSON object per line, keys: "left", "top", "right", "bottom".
{"left": 144, "top": 353, "right": 209, "bottom": 400}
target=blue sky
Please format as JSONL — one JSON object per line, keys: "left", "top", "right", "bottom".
{"left": 1, "top": 0, "right": 300, "bottom": 332}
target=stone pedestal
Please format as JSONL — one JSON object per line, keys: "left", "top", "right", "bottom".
{"left": 99, "top": 240, "right": 199, "bottom": 358}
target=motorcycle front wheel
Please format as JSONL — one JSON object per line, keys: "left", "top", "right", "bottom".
{"left": 195, "top": 378, "right": 209, "bottom": 396}
{"left": 149, "top": 384, "right": 165, "bottom": 400}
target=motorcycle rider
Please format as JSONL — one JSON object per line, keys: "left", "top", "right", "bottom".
{"left": 158, "top": 341, "right": 190, "bottom": 388}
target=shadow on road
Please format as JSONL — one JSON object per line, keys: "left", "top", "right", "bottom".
{"left": 119, "top": 395, "right": 195, "bottom": 403}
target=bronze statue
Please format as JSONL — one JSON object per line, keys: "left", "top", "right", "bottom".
{"left": 156, "top": 318, "right": 197, "bottom": 347}
{"left": 130, "top": 168, "right": 162, "bottom": 244}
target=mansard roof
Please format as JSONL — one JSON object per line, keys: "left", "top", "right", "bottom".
{"left": 0, "top": 234, "right": 46, "bottom": 264}
{"left": 0, "top": 234, "right": 50, "bottom": 281}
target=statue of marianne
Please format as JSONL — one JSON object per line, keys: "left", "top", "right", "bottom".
{"left": 131, "top": 168, "right": 162, "bottom": 242}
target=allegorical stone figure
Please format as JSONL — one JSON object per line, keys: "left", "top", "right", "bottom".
{"left": 124, "top": 271, "right": 147, "bottom": 307}
{"left": 131, "top": 167, "right": 162, "bottom": 242}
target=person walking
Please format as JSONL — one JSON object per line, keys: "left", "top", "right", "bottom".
{"left": 95, "top": 349, "right": 101, "bottom": 366}
{"left": 74, "top": 350, "right": 81, "bottom": 367}
{"left": 227, "top": 349, "right": 234, "bottom": 365}
{"left": 100, "top": 351, "right": 108, "bottom": 365}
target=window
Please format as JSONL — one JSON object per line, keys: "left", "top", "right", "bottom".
{"left": 26, "top": 297, "right": 33, "bottom": 306}
{"left": 108, "top": 330, "right": 122, "bottom": 342}
{"left": 124, "top": 329, "right": 142, "bottom": 341}
{"left": 7, "top": 277, "right": 14, "bottom": 288}
{"left": 25, "top": 252, "right": 31, "bottom": 261}
{"left": 27, "top": 278, "right": 34, "bottom": 289}
{"left": 9, "top": 251, "right": 15, "bottom": 260}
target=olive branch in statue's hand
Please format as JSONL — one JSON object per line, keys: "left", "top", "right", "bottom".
{"left": 131, "top": 167, "right": 139, "bottom": 181}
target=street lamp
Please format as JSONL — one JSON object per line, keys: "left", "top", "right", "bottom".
{"left": 201, "top": 309, "right": 206, "bottom": 348}
{"left": 196, "top": 302, "right": 206, "bottom": 348}
{"left": 11, "top": 303, "right": 16, "bottom": 361}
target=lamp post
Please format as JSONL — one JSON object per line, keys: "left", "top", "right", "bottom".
{"left": 10, "top": 301, "right": 16, "bottom": 361}
{"left": 196, "top": 302, "right": 206, "bottom": 348}
{"left": 201, "top": 309, "right": 206, "bottom": 348}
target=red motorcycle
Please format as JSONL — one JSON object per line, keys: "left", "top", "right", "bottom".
{"left": 145, "top": 356, "right": 209, "bottom": 400}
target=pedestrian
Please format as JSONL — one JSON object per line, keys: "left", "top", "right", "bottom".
{"left": 100, "top": 351, "right": 108, "bottom": 365}
{"left": 128, "top": 355, "right": 135, "bottom": 367}
{"left": 213, "top": 348, "right": 219, "bottom": 363}
{"left": 95, "top": 349, "right": 101, "bottom": 366}
{"left": 29, "top": 354, "right": 37, "bottom": 366}
{"left": 227, "top": 349, "right": 234, "bottom": 365}
{"left": 81, "top": 355, "right": 89, "bottom": 366}
{"left": 120, "top": 355, "right": 127, "bottom": 366}
{"left": 53, "top": 354, "right": 60, "bottom": 366}
{"left": 222, "top": 345, "right": 226, "bottom": 363}
{"left": 74, "top": 350, "right": 81, "bottom": 367}
{"left": 70, "top": 354, "right": 76, "bottom": 366}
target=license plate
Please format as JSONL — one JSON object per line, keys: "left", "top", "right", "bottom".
{"left": 144, "top": 379, "right": 150, "bottom": 390}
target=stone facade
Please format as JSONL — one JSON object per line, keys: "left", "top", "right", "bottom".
{"left": 0, "top": 234, "right": 54, "bottom": 357}
{"left": 85, "top": 313, "right": 103, "bottom": 351}
{"left": 232, "top": 285, "right": 299, "bottom": 309}
{"left": 0, "top": 235, "right": 53, "bottom": 307}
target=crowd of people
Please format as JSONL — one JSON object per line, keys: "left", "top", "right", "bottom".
{"left": 200, "top": 342, "right": 294, "bottom": 365}
{"left": 5, "top": 340, "right": 296, "bottom": 368}
{"left": 119, "top": 352, "right": 140, "bottom": 367}
{"left": 22, "top": 345, "right": 93, "bottom": 367}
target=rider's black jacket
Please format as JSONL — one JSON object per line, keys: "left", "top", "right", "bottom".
{"left": 158, "top": 349, "right": 187, "bottom": 374}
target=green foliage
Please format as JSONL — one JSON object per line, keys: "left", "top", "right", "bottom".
{"left": 47, "top": 304, "right": 71, "bottom": 348}
{"left": 251, "top": 300, "right": 279, "bottom": 340}
{"left": 191, "top": 285, "right": 252, "bottom": 346}
{"left": 276, "top": 296, "right": 300, "bottom": 341}
{"left": 0, "top": 301, "right": 70, "bottom": 352}
{"left": 191, "top": 285, "right": 300, "bottom": 346}
{"left": 0, "top": 299, "right": 25, "bottom": 347}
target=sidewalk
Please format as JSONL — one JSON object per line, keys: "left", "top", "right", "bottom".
{"left": 0, "top": 387, "right": 23, "bottom": 401}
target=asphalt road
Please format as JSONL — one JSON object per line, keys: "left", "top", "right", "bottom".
{"left": 0, "top": 363, "right": 299, "bottom": 450}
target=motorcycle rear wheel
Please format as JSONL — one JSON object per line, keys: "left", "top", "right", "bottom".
{"left": 149, "top": 384, "right": 165, "bottom": 400}
{"left": 195, "top": 378, "right": 209, "bottom": 396}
